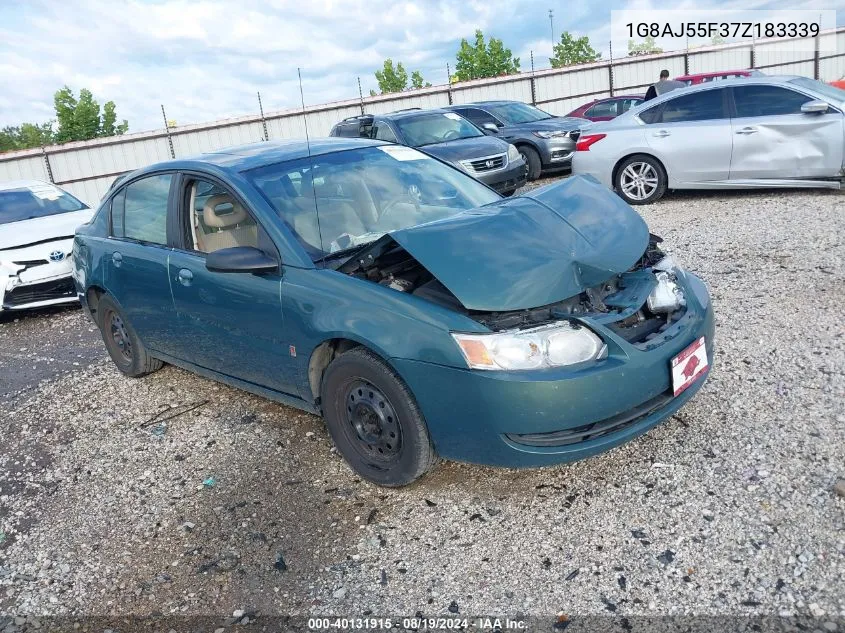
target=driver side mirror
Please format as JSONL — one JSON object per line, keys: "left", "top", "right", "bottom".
{"left": 801, "top": 100, "right": 829, "bottom": 114}
{"left": 206, "top": 246, "right": 279, "bottom": 274}
{"left": 481, "top": 122, "right": 500, "bottom": 134}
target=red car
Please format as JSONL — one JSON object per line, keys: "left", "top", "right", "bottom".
{"left": 566, "top": 95, "right": 645, "bottom": 121}
{"left": 675, "top": 69, "right": 763, "bottom": 85}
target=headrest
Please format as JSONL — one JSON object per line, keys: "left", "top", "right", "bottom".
{"left": 203, "top": 195, "right": 248, "bottom": 228}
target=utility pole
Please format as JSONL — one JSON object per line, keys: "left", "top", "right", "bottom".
{"left": 548, "top": 8, "right": 555, "bottom": 51}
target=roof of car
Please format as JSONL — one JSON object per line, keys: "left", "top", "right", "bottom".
{"left": 379, "top": 108, "right": 451, "bottom": 120}
{"left": 0, "top": 179, "right": 52, "bottom": 191}
{"left": 642, "top": 75, "right": 809, "bottom": 104}
{"left": 130, "top": 137, "right": 388, "bottom": 176}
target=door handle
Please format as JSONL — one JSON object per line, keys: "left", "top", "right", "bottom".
{"left": 652, "top": 130, "right": 671, "bottom": 137}
{"left": 111, "top": 252, "right": 123, "bottom": 267}
{"left": 736, "top": 127, "right": 758, "bottom": 135}
{"left": 177, "top": 268, "right": 193, "bottom": 286}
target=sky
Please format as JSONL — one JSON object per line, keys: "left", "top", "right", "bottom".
{"left": 0, "top": 0, "right": 842, "bottom": 133}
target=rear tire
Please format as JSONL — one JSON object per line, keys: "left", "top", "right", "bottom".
{"left": 614, "top": 154, "right": 667, "bottom": 205}
{"left": 97, "top": 295, "right": 163, "bottom": 377}
{"left": 519, "top": 146, "right": 542, "bottom": 181}
{"left": 320, "top": 347, "right": 436, "bottom": 487}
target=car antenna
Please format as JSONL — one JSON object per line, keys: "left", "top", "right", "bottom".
{"left": 298, "top": 67, "right": 324, "bottom": 258}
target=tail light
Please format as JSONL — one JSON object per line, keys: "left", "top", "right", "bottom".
{"left": 575, "top": 133, "right": 606, "bottom": 151}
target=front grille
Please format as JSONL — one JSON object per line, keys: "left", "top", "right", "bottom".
{"left": 463, "top": 153, "right": 506, "bottom": 173}
{"left": 505, "top": 391, "right": 673, "bottom": 447}
{"left": 3, "top": 277, "right": 76, "bottom": 307}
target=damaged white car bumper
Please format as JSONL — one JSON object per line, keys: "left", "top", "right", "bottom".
{"left": 0, "top": 239, "right": 78, "bottom": 311}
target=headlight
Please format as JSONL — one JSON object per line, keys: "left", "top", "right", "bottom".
{"left": 532, "top": 130, "right": 569, "bottom": 139}
{"left": 506, "top": 144, "right": 521, "bottom": 162}
{"left": 452, "top": 322, "right": 606, "bottom": 371}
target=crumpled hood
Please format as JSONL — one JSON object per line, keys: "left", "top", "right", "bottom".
{"left": 0, "top": 209, "right": 94, "bottom": 251}
{"left": 389, "top": 175, "right": 649, "bottom": 312}
{"left": 418, "top": 135, "right": 510, "bottom": 165}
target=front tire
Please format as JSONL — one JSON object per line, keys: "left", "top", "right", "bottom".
{"left": 614, "top": 154, "right": 667, "bottom": 205}
{"left": 518, "top": 146, "right": 542, "bottom": 181}
{"left": 320, "top": 347, "right": 436, "bottom": 487}
{"left": 97, "top": 295, "right": 163, "bottom": 377}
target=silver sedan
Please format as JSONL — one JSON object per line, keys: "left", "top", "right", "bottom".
{"left": 572, "top": 76, "right": 845, "bottom": 204}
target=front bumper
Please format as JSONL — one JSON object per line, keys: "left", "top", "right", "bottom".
{"left": 537, "top": 137, "right": 577, "bottom": 169}
{"left": 391, "top": 273, "right": 715, "bottom": 468}
{"left": 475, "top": 157, "right": 528, "bottom": 193}
{"left": 1, "top": 242, "right": 78, "bottom": 311}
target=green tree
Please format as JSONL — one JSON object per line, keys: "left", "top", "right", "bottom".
{"left": 54, "top": 85, "right": 129, "bottom": 142}
{"left": 375, "top": 59, "right": 409, "bottom": 94}
{"left": 0, "top": 123, "right": 54, "bottom": 152}
{"left": 627, "top": 36, "right": 663, "bottom": 56}
{"left": 454, "top": 30, "right": 520, "bottom": 81}
{"left": 550, "top": 31, "right": 601, "bottom": 68}
{"left": 410, "top": 70, "right": 431, "bottom": 89}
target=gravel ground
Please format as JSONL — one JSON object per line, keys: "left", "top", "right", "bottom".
{"left": 0, "top": 184, "right": 843, "bottom": 626}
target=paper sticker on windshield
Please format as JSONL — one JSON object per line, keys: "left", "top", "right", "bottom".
{"left": 376, "top": 145, "right": 429, "bottom": 161}
{"left": 443, "top": 112, "right": 462, "bottom": 120}
{"left": 28, "top": 184, "right": 61, "bottom": 200}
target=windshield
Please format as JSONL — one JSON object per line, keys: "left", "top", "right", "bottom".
{"left": 789, "top": 77, "right": 845, "bottom": 103}
{"left": 247, "top": 145, "right": 500, "bottom": 260}
{"left": 392, "top": 112, "right": 483, "bottom": 147}
{"left": 0, "top": 184, "right": 88, "bottom": 225}
{"left": 484, "top": 102, "right": 553, "bottom": 124}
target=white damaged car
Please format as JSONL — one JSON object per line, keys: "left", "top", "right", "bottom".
{"left": 0, "top": 180, "right": 93, "bottom": 312}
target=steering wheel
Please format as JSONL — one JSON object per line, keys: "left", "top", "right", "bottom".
{"left": 442, "top": 129, "right": 460, "bottom": 141}
{"left": 379, "top": 191, "right": 421, "bottom": 225}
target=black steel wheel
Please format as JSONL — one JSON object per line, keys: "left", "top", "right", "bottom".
{"left": 321, "top": 347, "right": 436, "bottom": 486}
{"left": 97, "top": 294, "right": 163, "bottom": 377}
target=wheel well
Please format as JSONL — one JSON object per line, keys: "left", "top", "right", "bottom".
{"left": 308, "top": 338, "right": 361, "bottom": 407}
{"left": 513, "top": 141, "right": 539, "bottom": 155}
{"left": 612, "top": 153, "right": 668, "bottom": 188}
{"left": 85, "top": 286, "right": 106, "bottom": 322}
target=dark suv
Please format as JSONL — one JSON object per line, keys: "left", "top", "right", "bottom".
{"left": 329, "top": 109, "right": 527, "bottom": 195}
{"left": 443, "top": 101, "right": 589, "bottom": 180}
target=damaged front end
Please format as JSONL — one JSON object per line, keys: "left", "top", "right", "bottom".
{"left": 339, "top": 230, "right": 689, "bottom": 352}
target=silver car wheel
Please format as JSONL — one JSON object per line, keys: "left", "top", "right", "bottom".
{"left": 620, "top": 162, "right": 658, "bottom": 201}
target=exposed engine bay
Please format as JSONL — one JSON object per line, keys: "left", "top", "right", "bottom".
{"left": 339, "top": 233, "right": 687, "bottom": 346}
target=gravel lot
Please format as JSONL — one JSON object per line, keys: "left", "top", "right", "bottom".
{"left": 0, "top": 183, "right": 843, "bottom": 626}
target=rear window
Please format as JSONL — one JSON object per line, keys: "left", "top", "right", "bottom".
{"left": 0, "top": 184, "right": 88, "bottom": 225}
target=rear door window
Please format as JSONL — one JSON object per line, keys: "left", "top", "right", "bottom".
{"left": 122, "top": 174, "right": 172, "bottom": 245}
{"left": 732, "top": 85, "right": 812, "bottom": 118}
{"left": 651, "top": 89, "right": 726, "bottom": 123}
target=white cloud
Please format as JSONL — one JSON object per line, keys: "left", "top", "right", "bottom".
{"left": 1, "top": 0, "right": 842, "bottom": 133}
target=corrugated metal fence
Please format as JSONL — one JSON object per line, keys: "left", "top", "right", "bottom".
{"left": 2, "top": 28, "right": 844, "bottom": 206}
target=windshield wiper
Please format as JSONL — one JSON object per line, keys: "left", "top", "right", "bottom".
{"left": 313, "top": 244, "right": 370, "bottom": 265}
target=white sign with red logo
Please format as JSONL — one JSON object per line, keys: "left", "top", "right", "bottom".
{"left": 671, "top": 336, "right": 709, "bottom": 397}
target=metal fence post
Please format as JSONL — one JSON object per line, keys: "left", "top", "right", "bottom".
{"left": 161, "top": 105, "right": 175, "bottom": 159}
{"left": 608, "top": 41, "right": 614, "bottom": 97}
{"left": 446, "top": 62, "right": 453, "bottom": 105}
{"left": 750, "top": 38, "right": 756, "bottom": 69}
{"left": 814, "top": 32, "right": 821, "bottom": 79}
{"left": 529, "top": 51, "right": 537, "bottom": 106}
{"left": 684, "top": 51, "right": 690, "bottom": 76}
{"left": 40, "top": 146, "right": 54, "bottom": 183}
{"left": 257, "top": 91, "right": 269, "bottom": 141}
{"left": 357, "top": 77, "right": 365, "bottom": 115}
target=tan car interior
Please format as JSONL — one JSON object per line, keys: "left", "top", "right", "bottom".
{"left": 263, "top": 170, "right": 381, "bottom": 250}
{"left": 190, "top": 187, "right": 258, "bottom": 253}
